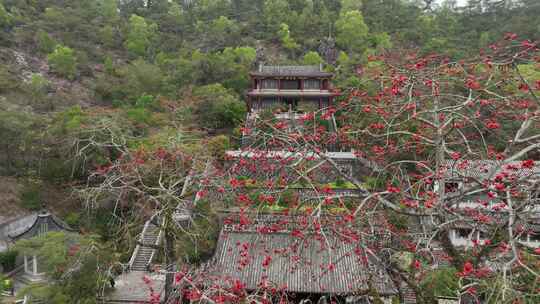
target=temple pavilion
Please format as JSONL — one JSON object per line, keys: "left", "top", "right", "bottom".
{"left": 247, "top": 65, "right": 339, "bottom": 112}
{"left": 0, "top": 210, "right": 74, "bottom": 285}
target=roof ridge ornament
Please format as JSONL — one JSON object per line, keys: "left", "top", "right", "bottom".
{"left": 38, "top": 207, "right": 50, "bottom": 217}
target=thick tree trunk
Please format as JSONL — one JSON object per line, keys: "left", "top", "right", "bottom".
{"left": 163, "top": 211, "right": 175, "bottom": 302}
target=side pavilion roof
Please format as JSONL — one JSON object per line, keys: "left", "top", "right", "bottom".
{"left": 0, "top": 210, "right": 74, "bottom": 251}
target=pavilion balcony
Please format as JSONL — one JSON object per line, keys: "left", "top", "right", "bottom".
{"left": 249, "top": 98, "right": 330, "bottom": 113}
{"left": 247, "top": 89, "right": 335, "bottom": 97}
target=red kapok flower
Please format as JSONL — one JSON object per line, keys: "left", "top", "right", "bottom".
{"left": 504, "top": 32, "right": 518, "bottom": 40}
{"left": 450, "top": 152, "right": 461, "bottom": 160}
{"left": 186, "top": 289, "right": 202, "bottom": 301}
{"left": 521, "top": 159, "right": 535, "bottom": 169}
{"left": 262, "top": 255, "right": 272, "bottom": 268}
{"left": 466, "top": 77, "right": 482, "bottom": 90}
{"left": 458, "top": 261, "right": 474, "bottom": 277}
{"left": 174, "top": 272, "right": 185, "bottom": 283}
{"left": 386, "top": 185, "right": 400, "bottom": 193}
{"left": 485, "top": 120, "right": 500, "bottom": 130}
{"left": 518, "top": 83, "right": 529, "bottom": 92}
{"left": 521, "top": 40, "right": 535, "bottom": 49}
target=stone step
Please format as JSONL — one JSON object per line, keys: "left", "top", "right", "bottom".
{"left": 16, "top": 273, "right": 46, "bottom": 285}
{"left": 137, "top": 250, "right": 152, "bottom": 254}
{"left": 135, "top": 256, "right": 152, "bottom": 260}
{"left": 135, "top": 255, "right": 152, "bottom": 259}
{"left": 135, "top": 255, "right": 151, "bottom": 259}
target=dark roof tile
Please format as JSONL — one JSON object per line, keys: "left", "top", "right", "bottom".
{"left": 209, "top": 215, "right": 397, "bottom": 295}
{"left": 251, "top": 65, "right": 333, "bottom": 77}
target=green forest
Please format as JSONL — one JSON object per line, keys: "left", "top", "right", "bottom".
{"left": 1, "top": 0, "right": 538, "bottom": 175}
{"left": 0, "top": 0, "right": 539, "bottom": 302}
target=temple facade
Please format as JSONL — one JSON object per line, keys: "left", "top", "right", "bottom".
{"left": 247, "top": 65, "right": 338, "bottom": 113}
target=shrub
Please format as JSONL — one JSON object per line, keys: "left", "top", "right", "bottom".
{"left": 20, "top": 181, "right": 42, "bottom": 210}
{"left": 26, "top": 73, "right": 49, "bottom": 104}
{"left": 207, "top": 135, "right": 230, "bottom": 161}
{"left": 118, "top": 59, "right": 163, "bottom": 100}
{"left": 420, "top": 267, "right": 459, "bottom": 299}
{"left": 54, "top": 106, "right": 86, "bottom": 134}
{"left": 194, "top": 84, "right": 246, "bottom": 129}
{"left": 64, "top": 212, "right": 80, "bottom": 228}
{"left": 36, "top": 30, "right": 56, "bottom": 54}
{"left": 303, "top": 51, "right": 323, "bottom": 65}
{"left": 135, "top": 94, "right": 156, "bottom": 109}
{"left": 364, "top": 176, "right": 385, "bottom": 190}
{"left": 176, "top": 200, "right": 220, "bottom": 264}
{"left": 0, "top": 3, "right": 10, "bottom": 28}
{"left": 104, "top": 56, "right": 114, "bottom": 75}
{"left": 334, "top": 178, "right": 346, "bottom": 188}
{"left": 0, "top": 64, "right": 18, "bottom": 93}
{"left": 126, "top": 107, "right": 154, "bottom": 125}
{"left": 47, "top": 45, "right": 77, "bottom": 80}
{"left": 0, "top": 250, "right": 18, "bottom": 272}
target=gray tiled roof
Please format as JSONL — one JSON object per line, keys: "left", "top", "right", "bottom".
{"left": 0, "top": 214, "right": 37, "bottom": 240}
{"left": 251, "top": 65, "right": 333, "bottom": 78}
{"left": 226, "top": 150, "right": 357, "bottom": 160}
{"left": 0, "top": 211, "right": 73, "bottom": 252}
{"left": 443, "top": 160, "right": 540, "bottom": 180}
{"left": 210, "top": 216, "right": 397, "bottom": 295}
{"left": 0, "top": 213, "right": 37, "bottom": 252}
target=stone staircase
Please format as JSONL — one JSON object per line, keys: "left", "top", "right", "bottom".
{"left": 129, "top": 220, "right": 161, "bottom": 272}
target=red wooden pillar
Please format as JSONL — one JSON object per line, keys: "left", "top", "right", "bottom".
{"left": 278, "top": 78, "right": 281, "bottom": 91}
{"left": 300, "top": 78, "right": 304, "bottom": 91}
{"left": 258, "top": 96, "right": 261, "bottom": 109}
{"left": 247, "top": 95, "right": 251, "bottom": 112}
{"left": 319, "top": 97, "right": 322, "bottom": 109}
